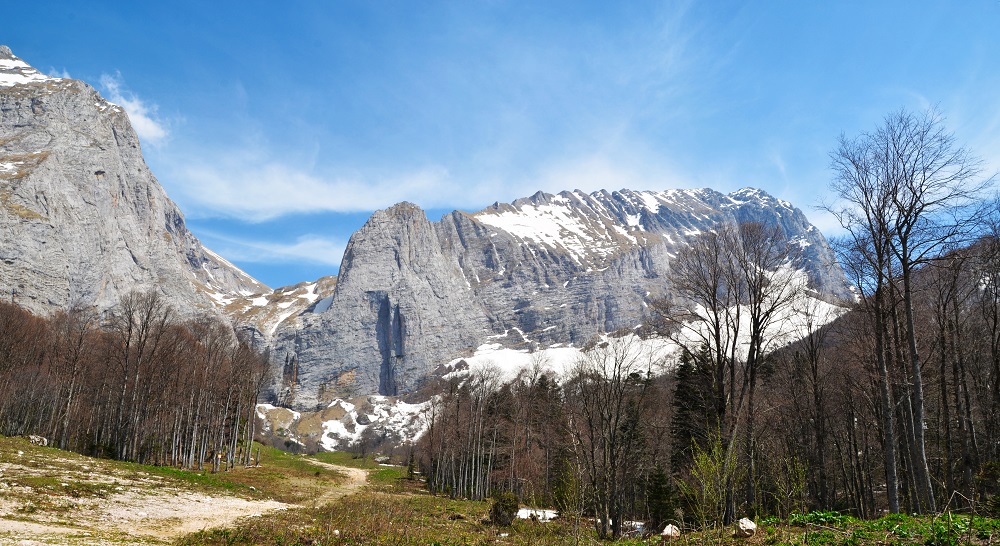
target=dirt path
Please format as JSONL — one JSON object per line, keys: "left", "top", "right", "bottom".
{"left": 0, "top": 455, "right": 367, "bottom": 545}
{"left": 305, "top": 460, "right": 368, "bottom": 508}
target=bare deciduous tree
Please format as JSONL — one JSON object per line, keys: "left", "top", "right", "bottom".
{"left": 828, "top": 108, "right": 991, "bottom": 513}
{"left": 565, "top": 334, "right": 659, "bottom": 539}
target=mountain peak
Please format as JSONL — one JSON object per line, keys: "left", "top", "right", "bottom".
{"left": 0, "top": 45, "right": 63, "bottom": 88}
{"left": 1, "top": 44, "right": 262, "bottom": 316}
{"left": 727, "top": 187, "right": 792, "bottom": 208}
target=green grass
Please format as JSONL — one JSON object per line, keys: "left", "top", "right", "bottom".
{"left": 146, "top": 444, "right": 349, "bottom": 503}
{"left": 314, "top": 450, "right": 410, "bottom": 489}
{"left": 178, "top": 490, "right": 622, "bottom": 546}
{"left": 755, "top": 511, "right": 1000, "bottom": 546}
{"left": 8, "top": 436, "right": 1000, "bottom": 545}
{"left": 177, "top": 497, "right": 1000, "bottom": 546}
{"left": 0, "top": 436, "right": 347, "bottom": 504}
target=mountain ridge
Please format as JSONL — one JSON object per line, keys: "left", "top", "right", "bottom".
{"left": 267, "top": 185, "right": 850, "bottom": 409}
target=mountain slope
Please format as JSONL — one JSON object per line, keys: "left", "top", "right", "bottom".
{"left": 271, "top": 187, "right": 850, "bottom": 409}
{"left": 0, "top": 46, "right": 266, "bottom": 315}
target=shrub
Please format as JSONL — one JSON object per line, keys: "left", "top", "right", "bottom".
{"left": 489, "top": 492, "right": 518, "bottom": 527}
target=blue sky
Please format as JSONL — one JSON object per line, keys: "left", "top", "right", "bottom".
{"left": 5, "top": 1, "right": 1000, "bottom": 288}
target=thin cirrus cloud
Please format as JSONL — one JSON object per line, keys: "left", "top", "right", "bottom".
{"left": 197, "top": 230, "right": 345, "bottom": 267}
{"left": 173, "top": 159, "right": 465, "bottom": 221}
{"left": 171, "top": 144, "right": 694, "bottom": 222}
{"left": 99, "top": 72, "right": 169, "bottom": 145}
{"left": 47, "top": 67, "right": 72, "bottom": 79}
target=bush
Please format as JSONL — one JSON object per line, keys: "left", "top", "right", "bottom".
{"left": 489, "top": 492, "right": 518, "bottom": 527}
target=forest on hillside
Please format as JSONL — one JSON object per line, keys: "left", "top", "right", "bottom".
{"left": 0, "top": 291, "right": 268, "bottom": 470}
{"left": 414, "top": 109, "right": 1000, "bottom": 539}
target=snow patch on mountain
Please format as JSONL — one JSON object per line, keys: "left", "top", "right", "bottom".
{"left": 0, "top": 50, "right": 63, "bottom": 87}
{"left": 255, "top": 395, "right": 429, "bottom": 452}
{"left": 318, "top": 397, "right": 429, "bottom": 451}
{"left": 472, "top": 187, "right": 826, "bottom": 272}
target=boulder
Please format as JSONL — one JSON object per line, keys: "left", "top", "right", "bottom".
{"left": 660, "top": 523, "right": 681, "bottom": 541}
{"left": 734, "top": 517, "right": 757, "bottom": 538}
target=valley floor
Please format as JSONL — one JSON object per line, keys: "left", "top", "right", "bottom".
{"left": 0, "top": 436, "right": 362, "bottom": 545}
{"left": 5, "top": 435, "right": 1000, "bottom": 545}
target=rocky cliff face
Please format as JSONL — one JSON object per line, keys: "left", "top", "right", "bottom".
{"left": 0, "top": 46, "right": 265, "bottom": 316}
{"left": 269, "top": 204, "right": 490, "bottom": 409}
{"left": 272, "top": 187, "right": 851, "bottom": 410}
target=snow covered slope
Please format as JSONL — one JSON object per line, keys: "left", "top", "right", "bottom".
{"left": 472, "top": 187, "right": 841, "bottom": 295}
{"left": 220, "top": 276, "right": 337, "bottom": 339}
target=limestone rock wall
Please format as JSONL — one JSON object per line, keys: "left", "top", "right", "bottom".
{"left": 0, "top": 46, "right": 265, "bottom": 316}
{"left": 272, "top": 188, "right": 850, "bottom": 410}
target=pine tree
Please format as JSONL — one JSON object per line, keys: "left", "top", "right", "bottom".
{"left": 671, "top": 345, "right": 717, "bottom": 475}
{"left": 647, "top": 465, "right": 676, "bottom": 530}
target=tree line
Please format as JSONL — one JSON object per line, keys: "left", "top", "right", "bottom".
{"left": 415, "top": 108, "right": 1000, "bottom": 538}
{"left": 0, "top": 291, "right": 268, "bottom": 470}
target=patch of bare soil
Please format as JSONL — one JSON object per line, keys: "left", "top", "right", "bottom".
{"left": 305, "top": 459, "right": 367, "bottom": 507}
{"left": 0, "top": 447, "right": 366, "bottom": 545}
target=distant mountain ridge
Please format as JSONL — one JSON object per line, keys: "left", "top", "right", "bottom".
{"left": 269, "top": 186, "right": 851, "bottom": 410}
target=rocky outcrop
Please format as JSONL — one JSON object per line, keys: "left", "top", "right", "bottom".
{"left": 270, "top": 203, "right": 489, "bottom": 409}
{"left": 272, "top": 187, "right": 850, "bottom": 410}
{"left": 0, "top": 46, "right": 265, "bottom": 316}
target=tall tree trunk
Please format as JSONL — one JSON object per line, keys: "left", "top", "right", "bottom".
{"left": 901, "top": 265, "right": 936, "bottom": 513}
{"left": 874, "top": 292, "right": 900, "bottom": 513}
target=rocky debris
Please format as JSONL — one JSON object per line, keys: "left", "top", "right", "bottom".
{"left": 255, "top": 395, "right": 429, "bottom": 452}
{"left": 224, "top": 275, "right": 337, "bottom": 346}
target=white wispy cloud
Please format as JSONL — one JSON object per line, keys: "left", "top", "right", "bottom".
{"left": 152, "top": 4, "right": 711, "bottom": 222}
{"left": 99, "top": 72, "right": 169, "bottom": 145}
{"left": 171, "top": 143, "right": 698, "bottom": 222}
{"left": 175, "top": 158, "right": 463, "bottom": 221}
{"left": 47, "top": 67, "right": 71, "bottom": 79}
{"left": 198, "top": 230, "right": 345, "bottom": 267}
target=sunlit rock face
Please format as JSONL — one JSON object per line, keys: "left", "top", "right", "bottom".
{"left": 272, "top": 186, "right": 850, "bottom": 410}
{"left": 0, "top": 45, "right": 265, "bottom": 316}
